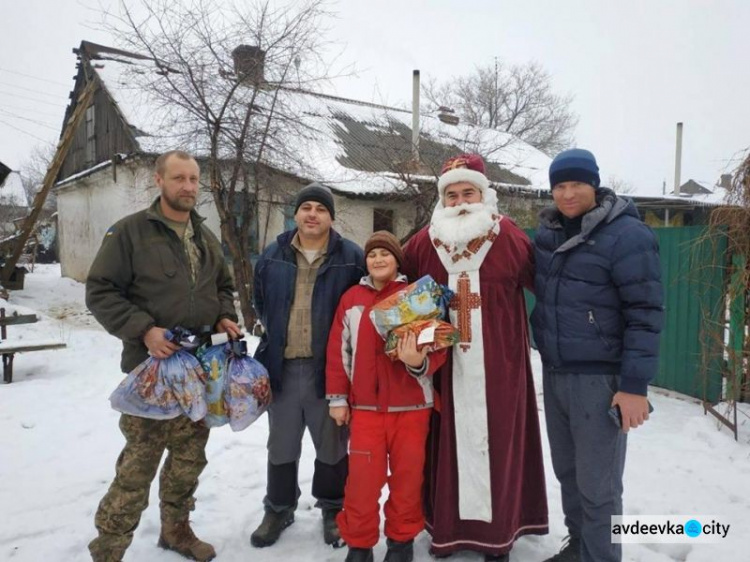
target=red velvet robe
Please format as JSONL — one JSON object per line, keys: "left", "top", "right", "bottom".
{"left": 402, "top": 218, "right": 548, "bottom": 557}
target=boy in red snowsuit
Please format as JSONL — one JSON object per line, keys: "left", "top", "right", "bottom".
{"left": 326, "top": 231, "right": 447, "bottom": 562}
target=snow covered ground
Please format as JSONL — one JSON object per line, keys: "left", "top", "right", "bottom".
{"left": 1, "top": 265, "right": 748, "bottom": 562}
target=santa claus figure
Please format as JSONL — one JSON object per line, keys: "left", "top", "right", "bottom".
{"left": 402, "top": 154, "right": 549, "bottom": 561}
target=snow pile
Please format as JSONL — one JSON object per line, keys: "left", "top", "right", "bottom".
{"left": 0, "top": 265, "right": 748, "bottom": 561}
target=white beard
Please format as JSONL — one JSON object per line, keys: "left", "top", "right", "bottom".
{"left": 430, "top": 203, "right": 496, "bottom": 246}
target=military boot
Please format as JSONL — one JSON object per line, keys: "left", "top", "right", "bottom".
{"left": 88, "top": 547, "right": 124, "bottom": 562}
{"left": 158, "top": 520, "right": 216, "bottom": 561}
{"left": 345, "top": 547, "right": 374, "bottom": 562}
{"left": 323, "top": 508, "right": 345, "bottom": 547}
{"left": 543, "top": 536, "right": 581, "bottom": 562}
{"left": 384, "top": 538, "right": 414, "bottom": 562}
{"left": 250, "top": 508, "right": 295, "bottom": 547}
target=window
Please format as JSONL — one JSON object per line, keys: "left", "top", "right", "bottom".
{"left": 283, "top": 203, "right": 296, "bottom": 232}
{"left": 373, "top": 208, "right": 394, "bottom": 233}
{"left": 84, "top": 105, "right": 96, "bottom": 166}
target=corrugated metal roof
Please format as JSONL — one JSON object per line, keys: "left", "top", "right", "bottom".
{"left": 70, "top": 41, "right": 552, "bottom": 196}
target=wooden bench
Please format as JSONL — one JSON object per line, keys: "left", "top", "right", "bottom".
{"left": 0, "top": 307, "right": 67, "bottom": 383}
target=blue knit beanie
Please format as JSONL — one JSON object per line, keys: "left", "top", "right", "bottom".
{"left": 549, "top": 148, "right": 600, "bottom": 189}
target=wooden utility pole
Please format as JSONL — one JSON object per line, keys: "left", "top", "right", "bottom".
{"left": 1, "top": 80, "right": 97, "bottom": 283}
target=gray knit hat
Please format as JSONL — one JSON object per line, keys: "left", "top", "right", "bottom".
{"left": 294, "top": 182, "right": 335, "bottom": 219}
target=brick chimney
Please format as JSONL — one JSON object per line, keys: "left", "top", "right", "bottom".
{"left": 232, "top": 45, "right": 266, "bottom": 86}
{"left": 437, "top": 106, "right": 459, "bottom": 125}
{"left": 719, "top": 173, "right": 732, "bottom": 189}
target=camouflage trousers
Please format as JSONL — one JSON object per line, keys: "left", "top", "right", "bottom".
{"left": 88, "top": 414, "right": 210, "bottom": 562}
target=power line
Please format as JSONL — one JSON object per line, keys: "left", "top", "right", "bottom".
{"left": 0, "top": 102, "right": 63, "bottom": 119}
{"left": 0, "top": 118, "right": 51, "bottom": 143}
{"left": 0, "top": 108, "right": 59, "bottom": 131}
{"left": 0, "top": 89, "right": 66, "bottom": 108}
{"left": 0, "top": 80, "right": 66, "bottom": 99}
{"left": 0, "top": 66, "right": 71, "bottom": 87}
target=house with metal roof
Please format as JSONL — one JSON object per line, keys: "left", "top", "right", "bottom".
{"left": 53, "top": 41, "right": 551, "bottom": 280}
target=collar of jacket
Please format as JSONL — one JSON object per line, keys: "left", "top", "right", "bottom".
{"left": 145, "top": 196, "right": 207, "bottom": 233}
{"left": 359, "top": 273, "right": 408, "bottom": 290}
{"left": 277, "top": 227, "right": 343, "bottom": 258}
{"left": 539, "top": 188, "right": 633, "bottom": 254}
{"left": 538, "top": 187, "right": 634, "bottom": 230}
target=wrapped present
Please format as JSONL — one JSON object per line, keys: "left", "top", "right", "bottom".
{"left": 384, "top": 319, "right": 460, "bottom": 359}
{"left": 196, "top": 339, "right": 272, "bottom": 431}
{"left": 109, "top": 328, "right": 208, "bottom": 421}
{"left": 199, "top": 343, "right": 230, "bottom": 427}
{"left": 369, "top": 275, "right": 454, "bottom": 339}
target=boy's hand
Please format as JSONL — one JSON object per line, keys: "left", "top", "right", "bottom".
{"left": 396, "top": 332, "right": 428, "bottom": 368}
{"left": 329, "top": 405, "right": 350, "bottom": 426}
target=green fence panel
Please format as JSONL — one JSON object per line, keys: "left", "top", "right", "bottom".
{"left": 653, "top": 227, "right": 725, "bottom": 402}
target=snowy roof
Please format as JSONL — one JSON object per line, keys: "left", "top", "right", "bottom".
{"left": 78, "top": 42, "right": 552, "bottom": 196}
{"left": 631, "top": 182, "right": 728, "bottom": 207}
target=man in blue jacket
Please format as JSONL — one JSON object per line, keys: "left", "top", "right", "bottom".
{"left": 251, "top": 183, "right": 365, "bottom": 549}
{"left": 531, "top": 149, "right": 663, "bottom": 562}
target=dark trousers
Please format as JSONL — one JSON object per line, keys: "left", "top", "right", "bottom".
{"left": 543, "top": 371, "right": 627, "bottom": 562}
{"left": 264, "top": 358, "right": 348, "bottom": 512}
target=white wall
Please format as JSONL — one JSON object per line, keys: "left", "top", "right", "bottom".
{"left": 56, "top": 163, "right": 419, "bottom": 281}
{"left": 333, "top": 195, "right": 416, "bottom": 247}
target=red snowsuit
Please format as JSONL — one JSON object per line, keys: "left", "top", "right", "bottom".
{"left": 326, "top": 276, "right": 447, "bottom": 548}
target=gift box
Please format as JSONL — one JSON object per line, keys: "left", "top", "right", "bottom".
{"left": 369, "top": 275, "right": 453, "bottom": 339}
{"left": 384, "top": 319, "right": 459, "bottom": 359}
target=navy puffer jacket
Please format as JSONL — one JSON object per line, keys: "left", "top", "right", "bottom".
{"left": 530, "top": 188, "right": 663, "bottom": 395}
{"left": 253, "top": 229, "right": 365, "bottom": 398}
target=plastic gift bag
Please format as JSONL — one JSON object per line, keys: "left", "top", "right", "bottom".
{"left": 109, "top": 328, "right": 208, "bottom": 421}
{"left": 384, "top": 319, "right": 460, "bottom": 359}
{"left": 198, "top": 343, "right": 230, "bottom": 427}
{"left": 225, "top": 340, "right": 272, "bottom": 431}
{"left": 368, "top": 275, "right": 454, "bottom": 339}
{"left": 196, "top": 339, "right": 271, "bottom": 431}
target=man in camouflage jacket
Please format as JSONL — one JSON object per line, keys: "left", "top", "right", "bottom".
{"left": 86, "top": 150, "right": 240, "bottom": 562}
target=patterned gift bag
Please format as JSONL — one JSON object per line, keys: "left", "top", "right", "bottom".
{"left": 109, "top": 328, "right": 208, "bottom": 421}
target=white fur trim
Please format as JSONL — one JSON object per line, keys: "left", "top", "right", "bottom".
{"left": 434, "top": 168, "right": 498, "bottom": 214}
{"left": 437, "top": 168, "right": 490, "bottom": 196}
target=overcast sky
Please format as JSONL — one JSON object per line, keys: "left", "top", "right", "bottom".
{"left": 1, "top": 0, "right": 749, "bottom": 195}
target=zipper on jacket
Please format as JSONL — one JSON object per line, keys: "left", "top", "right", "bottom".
{"left": 588, "top": 310, "right": 612, "bottom": 350}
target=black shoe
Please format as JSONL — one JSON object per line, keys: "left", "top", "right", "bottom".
{"left": 384, "top": 539, "right": 414, "bottom": 562}
{"left": 484, "top": 554, "right": 509, "bottom": 562}
{"left": 543, "top": 535, "right": 581, "bottom": 562}
{"left": 250, "top": 508, "right": 295, "bottom": 547}
{"left": 323, "top": 508, "right": 345, "bottom": 548}
{"left": 345, "top": 547, "right": 374, "bottom": 562}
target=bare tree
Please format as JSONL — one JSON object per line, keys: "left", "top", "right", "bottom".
{"left": 19, "top": 142, "right": 56, "bottom": 209}
{"left": 424, "top": 60, "right": 578, "bottom": 156}
{"left": 105, "top": 0, "right": 339, "bottom": 328}
{"left": 607, "top": 175, "right": 636, "bottom": 194}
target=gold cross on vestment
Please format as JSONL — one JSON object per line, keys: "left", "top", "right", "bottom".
{"left": 449, "top": 272, "right": 482, "bottom": 352}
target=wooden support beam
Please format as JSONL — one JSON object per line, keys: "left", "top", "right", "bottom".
{"left": 1, "top": 79, "right": 97, "bottom": 283}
